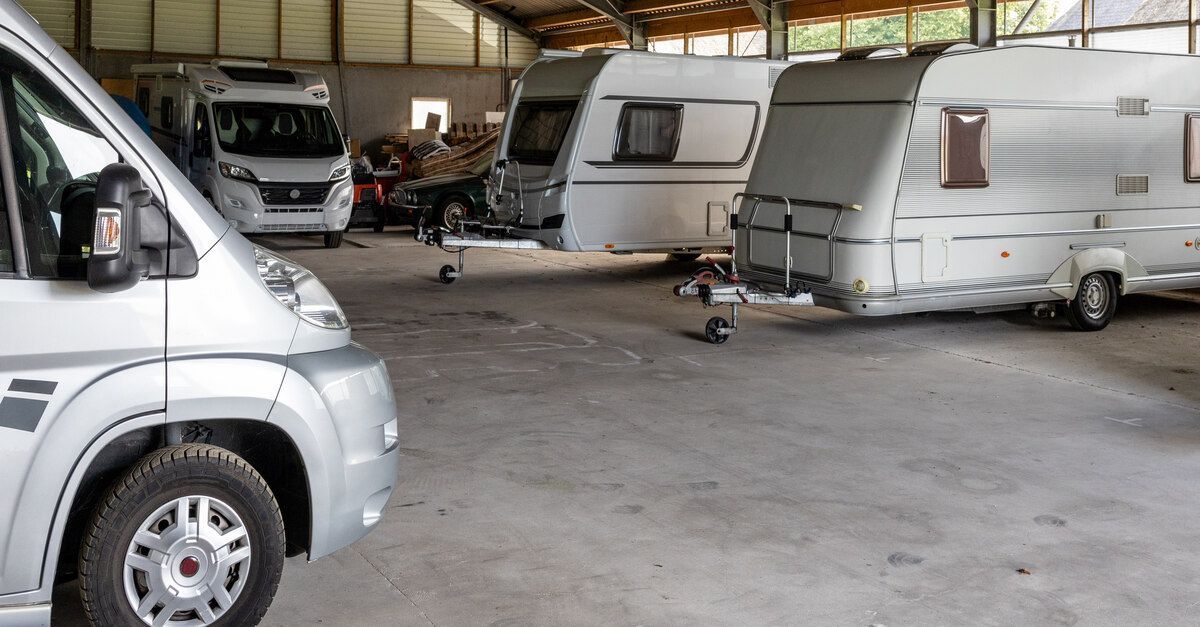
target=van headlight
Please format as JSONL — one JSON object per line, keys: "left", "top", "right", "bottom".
{"left": 329, "top": 164, "right": 351, "bottom": 181}
{"left": 253, "top": 245, "right": 348, "bottom": 329}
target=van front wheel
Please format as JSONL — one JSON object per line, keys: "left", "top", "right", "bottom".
{"left": 324, "top": 230, "right": 344, "bottom": 248}
{"left": 1065, "top": 272, "right": 1118, "bottom": 331}
{"left": 78, "top": 444, "right": 285, "bottom": 627}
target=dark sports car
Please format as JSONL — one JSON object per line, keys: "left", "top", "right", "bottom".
{"left": 386, "top": 153, "right": 490, "bottom": 229}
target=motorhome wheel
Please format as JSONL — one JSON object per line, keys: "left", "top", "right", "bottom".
{"left": 78, "top": 444, "right": 285, "bottom": 627}
{"left": 324, "top": 230, "right": 344, "bottom": 248}
{"left": 1065, "top": 272, "right": 1118, "bottom": 331}
{"left": 670, "top": 253, "right": 701, "bottom": 262}
{"left": 439, "top": 264, "right": 457, "bottom": 284}
{"left": 705, "top": 316, "right": 731, "bottom": 344}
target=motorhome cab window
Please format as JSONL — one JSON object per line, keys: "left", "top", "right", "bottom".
{"left": 1186, "top": 114, "right": 1200, "bottom": 182}
{"left": 940, "top": 107, "right": 989, "bottom": 188}
{"left": 507, "top": 100, "right": 576, "bottom": 165}
{"left": 614, "top": 103, "right": 683, "bottom": 162}
{"left": 0, "top": 47, "right": 120, "bottom": 279}
{"left": 213, "top": 102, "right": 343, "bottom": 159}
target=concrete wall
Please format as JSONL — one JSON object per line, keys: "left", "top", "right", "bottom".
{"left": 86, "top": 51, "right": 517, "bottom": 160}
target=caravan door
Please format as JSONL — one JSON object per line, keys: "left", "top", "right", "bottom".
{"left": 187, "top": 99, "right": 212, "bottom": 192}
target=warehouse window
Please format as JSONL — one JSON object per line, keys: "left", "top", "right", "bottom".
{"left": 507, "top": 100, "right": 577, "bottom": 166}
{"left": 1187, "top": 114, "right": 1200, "bottom": 182}
{"left": 411, "top": 98, "right": 450, "bottom": 133}
{"left": 614, "top": 103, "right": 683, "bottom": 162}
{"left": 941, "top": 107, "right": 989, "bottom": 188}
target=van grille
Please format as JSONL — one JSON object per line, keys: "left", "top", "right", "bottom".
{"left": 258, "top": 182, "right": 331, "bottom": 206}
{"left": 1115, "top": 175, "right": 1149, "bottom": 195}
{"left": 1117, "top": 97, "right": 1149, "bottom": 116}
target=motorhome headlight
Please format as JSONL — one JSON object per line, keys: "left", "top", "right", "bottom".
{"left": 219, "top": 162, "right": 259, "bottom": 183}
{"left": 329, "top": 164, "right": 351, "bottom": 181}
{"left": 253, "top": 245, "right": 348, "bottom": 330}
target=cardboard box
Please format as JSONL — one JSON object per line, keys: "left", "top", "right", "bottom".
{"left": 101, "top": 78, "right": 136, "bottom": 100}
{"left": 408, "top": 128, "right": 440, "bottom": 146}
{"left": 347, "top": 138, "right": 362, "bottom": 158}
{"left": 485, "top": 111, "right": 506, "bottom": 125}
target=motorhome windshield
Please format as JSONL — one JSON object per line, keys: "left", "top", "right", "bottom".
{"left": 506, "top": 100, "right": 577, "bottom": 166}
{"left": 212, "top": 102, "right": 342, "bottom": 159}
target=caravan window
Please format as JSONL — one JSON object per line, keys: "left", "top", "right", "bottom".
{"left": 507, "top": 100, "right": 576, "bottom": 166}
{"left": 941, "top": 107, "right": 989, "bottom": 188}
{"left": 613, "top": 103, "right": 683, "bottom": 162}
{"left": 160, "top": 96, "right": 173, "bottom": 130}
{"left": 1186, "top": 114, "right": 1200, "bottom": 182}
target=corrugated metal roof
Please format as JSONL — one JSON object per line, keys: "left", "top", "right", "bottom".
{"left": 487, "top": 0, "right": 584, "bottom": 20}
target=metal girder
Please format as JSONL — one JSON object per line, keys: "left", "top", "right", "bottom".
{"left": 746, "top": 0, "right": 786, "bottom": 59}
{"left": 573, "top": 0, "right": 647, "bottom": 49}
{"left": 447, "top": 0, "right": 542, "bottom": 42}
{"left": 966, "top": 0, "right": 997, "bottom": 47}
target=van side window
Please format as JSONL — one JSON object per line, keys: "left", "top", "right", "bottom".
{"left": 941, "top": 107, "right": 989, "bottom": 188}
{"left": 0, "top": 47, "right": 121, "bottom": 279}
{"left": 614, "top": 103, "right": 683, "bottom": 162}
{"left": 1186, "top": 114, "right": 1200, "bottom": 182}
{"left": 161, "top": 96, "right": 173, "bottom": 130}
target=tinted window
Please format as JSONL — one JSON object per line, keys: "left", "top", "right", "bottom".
{"left": 193, "top": 103, "right": 212, "bottom": 158}
{"left": 160, "top": 96, "right": 173, "bottom": 130}
{"left": 213, "top": 102, "right": 343, "bottom": 159}
{"left": 1187, "top": 114, "right": 1200, "bottom": 182}
{"left": 136, "top": 85, "right": 149, "bottom": 116}
{"left": 614, "top": 103, "right": 683, "bottom": 162}
{"left": 507, "top": 100, "right": 576, "bottom": 166}
{"left": 0, "top": 173, "right": 11, "bottom": 274}
{"left": 0, "top": 47, "right": 120, "bottom": 279}
{"left": 941, "top": 107, "right": 989, "bottom": 188}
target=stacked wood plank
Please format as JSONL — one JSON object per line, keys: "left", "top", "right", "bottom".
{"left": 410, "top": 127, "right": 500, "bottom": 178}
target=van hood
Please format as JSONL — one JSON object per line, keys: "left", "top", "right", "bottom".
{"left": 220, "top": 154, "right": 349, "bottom": 184}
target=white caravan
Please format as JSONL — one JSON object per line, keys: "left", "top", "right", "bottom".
{"left": 133, "top": 60, "right": 352, "bottom": 248}
{"left": 677, "top": 44, "right": 1200, "bottom": 343}
{"left": 414, "top": 49, "right": 791, "bottom": 283}
{"left": 0, "top": 3, "right": 398, "bottom": 625}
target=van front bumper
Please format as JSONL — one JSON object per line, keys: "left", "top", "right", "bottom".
{"left": 269, "top": 342, "right": 400, "bottom": 559}
{"left": 219, "top": 179, "right": 354, "bottom": 234}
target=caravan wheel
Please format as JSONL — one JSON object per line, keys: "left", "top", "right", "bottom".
{"left": 1065, "top": 272, "right": 1118, "bottom": 331}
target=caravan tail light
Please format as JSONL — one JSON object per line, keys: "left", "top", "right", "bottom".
{"left": 93, "top": 208, "right": 122, "bottom": 255}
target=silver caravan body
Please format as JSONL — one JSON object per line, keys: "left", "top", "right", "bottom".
{"left": 494, "top": 49, "right": 790, "bottom": 253}
{"left": 735, "top": 45, "right": 1200, "bottom": 315}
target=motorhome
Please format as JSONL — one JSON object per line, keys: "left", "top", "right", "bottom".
{"left": 133, "top": 60, "right": 352, "bottom": 248}
{"left": 414, "top": 49, "right": 791, "bottom": 283}
{"left": 0, "top": 3, "right": 398, "bottom": 624}
{"left": 676, "top": 44, "right": 1200, "bottom": 343}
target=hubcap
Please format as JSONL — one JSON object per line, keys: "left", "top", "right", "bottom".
{"left": 1080, "top": 275, "right": 1109, "bottom": 320}
{"left": 123, "top": 495, "right": 252, "bottom": 627}
{"left": 444, "top": 202, "right": 466, "bottom": 229}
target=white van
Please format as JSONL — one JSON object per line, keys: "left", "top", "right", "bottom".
{"left": 0, "top": 3, "right": 398, "bottom": 625}
{"left": 133, "top": 60, "right": 353, "bottom": 248}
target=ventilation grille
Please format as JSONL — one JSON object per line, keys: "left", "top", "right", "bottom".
{"left": 1116, "top": 175, "right": 1149, "bottom": 195}
{"left": 768, "top": 66, "right": 785, "bottom": 89}
{"left": 1117, "top": 97, "right": 1149, "bottom": 116}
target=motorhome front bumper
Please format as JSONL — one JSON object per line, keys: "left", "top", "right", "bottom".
{"left": 220, "top": 179, "right": 353, "bottom": 234}
{"left": 270, "top": 342, "right": 400, "bottom": 559}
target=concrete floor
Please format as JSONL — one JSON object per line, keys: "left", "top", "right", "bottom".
{"left": 55, "top": 228, "right": 1200, "bottom": 625}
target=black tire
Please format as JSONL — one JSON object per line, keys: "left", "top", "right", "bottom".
{"left": 439, "top": 264, "right": 457, "bottom": 284}
{"left": 372, "top": 205, "right": 386, "bottom": 233}
{"left": 436, "top": 194, "right": 473, "bottom": 231}
{"left": 670, "top": 253, "right": 701, "bottom": 262}
{"left": 324, "top": 230, "right": 344, "bottom": 248}
{"left": 78, "top": 444, "right": 284, "bottom": 627}
{"left": 1065, "top": 272, "right": 1118, "bottom": 331}
{"left": 705, "top": 316, "right": 731, "bottom": 345}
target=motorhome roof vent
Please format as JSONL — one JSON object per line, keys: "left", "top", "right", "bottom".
{"left": 909, "top": 42, "right": 978, "bottom": 57}
{"left": 768, "top": 66, "right": 786, "bottom": 88}
{"left": 837, "top": 46, "right": 904, "bottom": 61}
{"left": 219, "top": 66, "right": 297, "bottom": 84}
{"left": 1117, "top": 97, "right": 1150, "bottom": 116}
{"left": 1116, "top": 175, "right": 1149, "bottom": 195}
{"left": 582, "top": 48, "right": 624, "bottom": 56}
{"left": 200, "top": 80, "right": 229, "bottom": 95}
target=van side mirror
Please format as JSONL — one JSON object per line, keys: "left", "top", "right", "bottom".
{"left": 88, "top": 164, "right": 153, "bottom": 292}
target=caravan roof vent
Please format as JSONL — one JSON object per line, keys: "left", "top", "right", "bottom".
{"left": 909, "top": 42, "right": 977, "bottom": 57}
{"left": 582, "top": 48, "right": 624, "bottom": 56}
{"left": 837, "top": 46, "right": 903, "bottom": 61}
{"left": 219, "top": 66, "right": 297, "bottom": 85}
{"left": 1117, "top": 97, "right": 1149, "bottom": 116}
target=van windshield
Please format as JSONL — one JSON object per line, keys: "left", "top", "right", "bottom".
{"left": 506, "top": 100, "right": 577, "bottom": 166}
{"left": 212, "top": 102, "right": 343, "bottom": 159}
